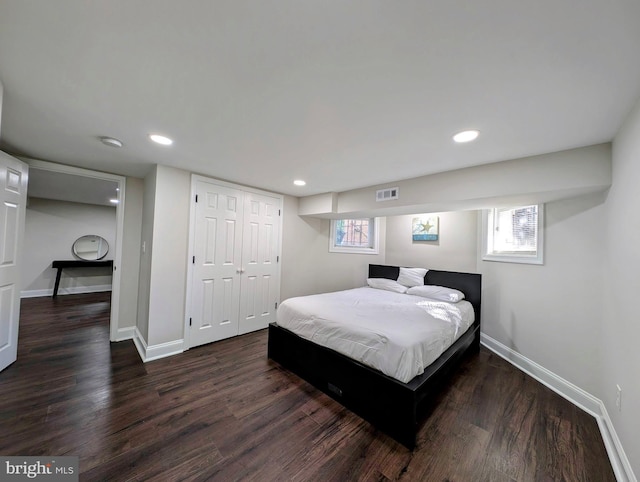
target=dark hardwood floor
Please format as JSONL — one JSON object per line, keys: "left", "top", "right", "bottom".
{"left": 0, "top": 292, "right": 614, "bottom": 481}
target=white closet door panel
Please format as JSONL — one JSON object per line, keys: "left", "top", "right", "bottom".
{"left": 238, "top": 192, "right": 280, "bottom": 335}
{"left": 223, "top": 219, "right": 238, "bottom": 265}
{"left": 191, "top": 276, "right": 238, "bottom": 343}
{"left": 0, "top": 284, "right": 17, "bottom": 359}
{"left": 203, "top": 217, "right": 217, "bottom": 264}
{"left": 242, "top": 275, "right": 257, "bottom": 320}
{"left": 239, "top": 274, "right": 276, "bottom": 335}
{"left": 190, "top": 181, "right": 243, "bottom": 347}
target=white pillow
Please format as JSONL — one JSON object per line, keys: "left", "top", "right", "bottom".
{"left": 367, "top": 278, "right": 408, "bottom": 294}
{"left": 396, "top": 267, "right": 428, "bottom": 287}
{"left": 406, "top": 285, "right": 465, "bottom": 302}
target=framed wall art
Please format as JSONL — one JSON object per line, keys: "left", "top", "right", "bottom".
{"left": 412, "top": 216, "right": 439, "bottom": 241}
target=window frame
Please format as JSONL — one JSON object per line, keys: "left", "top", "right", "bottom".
{"left": 329, "top": 218, "right": 379, "bottom": 255}
{"left": 481, "top": 204, "right": 544, "bottom": 265}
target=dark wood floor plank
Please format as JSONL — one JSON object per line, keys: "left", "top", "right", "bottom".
{"left": 0, "top": 292, "right": 615, "bottom": 481}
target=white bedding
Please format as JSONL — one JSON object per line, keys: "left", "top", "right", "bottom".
{"left": 276, "top": 286, "right": 475, "bottom": 383}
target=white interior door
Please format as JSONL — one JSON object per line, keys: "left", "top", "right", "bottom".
{"left": 190, "top": 180, "right": 244, "bottom": 348}
{"left": 0, "top": 152, "right": 28, "bottom": 372}
{"left": 238, "top": 192, "right": 281, "bottom": 335}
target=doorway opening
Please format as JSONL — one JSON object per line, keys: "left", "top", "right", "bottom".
{"left": 22, "top": 159, "right": 126, "bottom": 341}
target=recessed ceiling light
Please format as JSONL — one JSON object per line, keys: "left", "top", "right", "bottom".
{"left": 109, "top": 199, "right": 119, "bottom": 204}
{"left": 149, "top": 134, "right": 173, "bottom": 146}
{"left": 453, "top": 130, "right": 480, "bottom": 143}
{"left": 293, "top": 180, "right": 306, "bottom": 186}
{"left": 99, "top": 136, "right": 123, "bottom": 148}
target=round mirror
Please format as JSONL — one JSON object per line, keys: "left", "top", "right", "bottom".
{"left": 72, "top": 235, "right": 109, "bottom": 261}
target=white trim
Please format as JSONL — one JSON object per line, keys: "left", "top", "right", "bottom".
{"left": 112, "top": 177, "right": 126, "bottom": 342}
{"left": 183, "top": 175, "right": 199, "bottom": 351}
{"left": 114, "top": 326, "right": 135, "bottom": 341}
{"left": 480, "top": 333, "right": 599, "bottom": 415}
{"left": 190, "top": 173, "right": 284, "bottom": 198}
{"left": 132, "top": 327, "right": 148, "bottom": 362}
{"left": 481, "top": 252, "right": 544, "bottom": 265}
{"left": 21, "top": 285, "right": 112, "bottom": 298}
{"left": 133, "top": 327, "right": 184, "bottom": 362}
{"left": 145, "top": 339, "right": 184, "bottom": 362}
{"left": 598, "top": 403, "right": 637, "bottom": 482}
{"left": 22, "top": 158, "right": 126, "bottom": 342}
{"left": 481, "top": 333, "right": 636, "bottom": 482}
{"left": 133, "top": 326, "right": 147, "bottom": 362}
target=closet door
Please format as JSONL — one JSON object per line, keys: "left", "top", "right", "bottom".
{"left": 238, "top": 192, "right": 281, "bottom": 335}
{"left": 190, "top": 181, "right": 244, "bottom": 348}
{"left": 0, "top": 153, "right": 28, "bottom": 372}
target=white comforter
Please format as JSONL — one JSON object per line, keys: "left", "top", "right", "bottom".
{"left": 276, "top": 287, "right": 475, "bottom": 383}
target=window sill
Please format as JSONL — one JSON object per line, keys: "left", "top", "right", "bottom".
{"left": 482, "top": 254, "right": 543, "bottom": 265}
{"left": 329, "top": 246, "right": 379, "bottom": 255}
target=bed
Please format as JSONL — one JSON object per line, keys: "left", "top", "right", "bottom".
{"left": 267, "top": 264, "right": 482, "bottom": 449}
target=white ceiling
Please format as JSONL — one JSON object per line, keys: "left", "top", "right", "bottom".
{"left": 1, "top": 1, "right": 639, "bottom": 197}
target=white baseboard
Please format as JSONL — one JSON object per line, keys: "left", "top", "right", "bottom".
{"left": 132, "top": 328, "right": 148, "bottom": 362}
{"left": 597, "top": 403, "right": 637, "bottom": 482}
{"left": 114, "top": 326, "right": 135, "bottom": 342}
{"left": 133, "top": 327, "right": 184, "bottom": 363}
{"left": 21, "top": 285, "right": 112, "bottom": 298}
{"left": 145, "top": 339, "right": 184, "bottom": 362}
{"left": 481, "top": 333, "right": 635, "bottom": 482}
{"left": 480, "top": 333, "right": 600, "bottom": 415}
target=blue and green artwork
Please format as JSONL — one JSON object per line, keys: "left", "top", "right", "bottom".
{"left": 412, "top": 216, "right": 439, "bottom": 241}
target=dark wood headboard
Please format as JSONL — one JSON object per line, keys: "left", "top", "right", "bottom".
{"left": 368, "top": 264, "right": 482, "bottom": 327}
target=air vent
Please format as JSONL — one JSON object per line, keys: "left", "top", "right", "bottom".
{"left": 376, "top": 187, "right": 399, "bottom": 202}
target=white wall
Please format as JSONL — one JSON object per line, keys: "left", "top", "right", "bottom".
{"left": 385, "top": 211, "right": 477, "bottom": 272}
{"left": 136, "top": 167, "right": 157, "bottom": 342}
{"left": 0, "top": 79, "right": 3, "bottom": 138}
{"left": 21, "top": 198, "right": 116, "bottom": 296}
{"left": 136, "top": 165, "right": 191, "bottom": 347}
{"left": 116, "top": 177, "right": 143, "bottom": 332}
{"left": 478, "top": 194, "right": 606, "bottom": 395}
{"left": 281, "top": 195, "right": 386, "bottom": 300}
{"left": 602, "top": 94, "right": 640, "bottom": 477}
{"left": 145, "top": 165, "right": 190, "bottom": 347}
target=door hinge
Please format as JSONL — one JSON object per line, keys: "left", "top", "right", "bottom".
{"left": 278, "top": 209, "right": 281, "bottom": 216}
{"left": 189, "top": 317, "right": 192, "bottom": 327}
{"left": 195, "top": 194, "right": 198, "bottom": 203}
{"left": 275, "top": 302, "right": 278, "bottom": 309}
{"left": 276, "top": 255, "right": 279, "bottom": 263}
{"left": 192, "top": 256, "right": 195, "bottom": 264}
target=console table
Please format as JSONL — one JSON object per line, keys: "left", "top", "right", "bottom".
{"left": 51, "top": 260, "right": 114, "bottom": 298}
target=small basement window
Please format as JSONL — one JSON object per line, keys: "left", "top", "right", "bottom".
{"left": 330, "top": 218, "right": 379, "bottom": 254}
{"left": 482, "top": 204, "right": 544, "bottom": 264}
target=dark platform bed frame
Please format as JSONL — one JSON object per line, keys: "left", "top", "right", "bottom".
{"left": 267, "top": 264, "right": 482, "bottom": 449}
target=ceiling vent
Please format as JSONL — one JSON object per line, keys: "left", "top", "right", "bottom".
{"left": 376, "top": 187, "right": 399, "bottom": 202}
